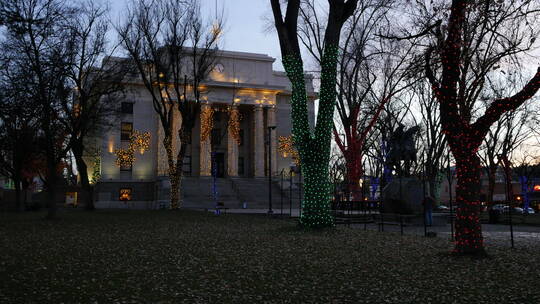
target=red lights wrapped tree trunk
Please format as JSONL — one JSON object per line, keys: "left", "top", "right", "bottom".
{"left": 344, "top": 149, "right": 363, "bottom": 200}
{"left": 425, "top": 0, "right": 540, "bottom": 255}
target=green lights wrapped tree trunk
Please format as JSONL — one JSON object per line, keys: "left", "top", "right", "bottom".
{"left": 425, "top": 0, "right": 540, "bottom": 255}
{"left": 271, "top": 0, "right": 358, "bottom": 228}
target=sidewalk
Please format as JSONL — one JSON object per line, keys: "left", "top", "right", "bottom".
{"left": 350, "top": 221, "right": 540, "bottom": 247}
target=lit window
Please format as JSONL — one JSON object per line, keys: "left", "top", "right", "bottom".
{"left": 534, "top": 185, "right": 540, "bottom": 191}
{"left": 121, "top": 122, "right": 133, "bottom": 141}
{"left": 119, "top": 188, "right": 132, "bottom": 201}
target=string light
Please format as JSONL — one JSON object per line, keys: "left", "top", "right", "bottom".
{"left": 163, "top": 134, "right": 180, "bottom": 210}
{"left": 278, "top": 135, "right": 300, "bottom": 165}
{"left": 227, "top": 106, "right": 242, "bottom": 145}
{"left": 90, "top": 151, "right": 101, "bottom": 185}
{"left": 114, "top": 148, "right": 135, "bottom": 167}
{"left": 425, "top": 1, "right": 540, "bottom": 254}
{"left": 282, "top": 45, "right": 340, "bottom": 228}
{"left": 130, "top": 131, "right": 151, "bottom": 154}
{"left": 200, "top": 106, "right": 214, "bottom": 141}
{"left": 114, "top": 129, "right": 151, "bottom": 167}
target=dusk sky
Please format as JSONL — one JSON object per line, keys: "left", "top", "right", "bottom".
{"left": 111, "top": 0, "right": 285, "bottom": 70}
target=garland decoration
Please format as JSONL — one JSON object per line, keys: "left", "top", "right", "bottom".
{"left": 130, "top": 131, "right": 151, "bottom": 154}
{"left": 114, "top": 148, "right": 135, "bottom": 168}
{"left": 114, "top": 129, "right": 151, "bottom": 167}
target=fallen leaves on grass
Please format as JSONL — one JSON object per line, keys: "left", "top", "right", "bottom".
{"left": 0, "top": 210, "right": 539, "bottom": 303}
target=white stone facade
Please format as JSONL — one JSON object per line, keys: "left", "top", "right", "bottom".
{"left": 93, "top": 49, "right": 315, "bottom": 205}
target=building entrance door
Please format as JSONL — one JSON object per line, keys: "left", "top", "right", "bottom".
{"left": 212, "top": 152, "right": 225, "bottom": 178}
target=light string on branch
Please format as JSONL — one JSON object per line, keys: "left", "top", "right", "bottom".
{"left": 227, "top": 106, "right": 242, "bottom": 145}
{"left": 200, "top": 106, "right": 214, "bottom": 141}
{"left": 278, "top": 135, "right": 300, "bottom": 165}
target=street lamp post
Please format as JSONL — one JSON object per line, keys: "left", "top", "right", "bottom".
{"left": 268, "top": 126, "right": 276, "bottom": 215}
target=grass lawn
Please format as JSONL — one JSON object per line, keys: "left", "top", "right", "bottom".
{"left": 1, "top": 210, "right": 539, "bottom": 303}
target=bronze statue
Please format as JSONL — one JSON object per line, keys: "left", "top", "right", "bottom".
{"left": 386, "top": 124, "right": 420, "bottom": 177}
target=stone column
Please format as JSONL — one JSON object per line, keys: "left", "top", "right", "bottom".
{"left": 227, "top": 105, "right": 239, "bottom": 177}
{"left": 267, "top": 106, "right": 277, "bottom": 177}
{"left": 199, "top": 103, "right": 212, "bottom": 176}
{"left": 253, "top": 105, "right": 265, "bottom": 177}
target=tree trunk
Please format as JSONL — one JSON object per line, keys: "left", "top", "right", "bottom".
{"left": 164, "top": 135, "right": 181, "bottom": 210}
{"left": 282, "top": 55, "right": 333, "bottom": 228}
{"left": 300, "top": 150, "right": 333, "bottom": 228}
{"left": 453, "top": 151, "right": 485, "bottom": 255}
{"left": 73, "top": 150, "right": 94, "bottom": 211}
{"left": 345, "top": 150, "right": 363, "bottom": 201}
{"left": 428, "top": 179, "right": 436, "bottom": 199}
{"left": 284, "top": 46, "right": 339, "bottom": 229}
{"left": 71, "top": 141, "right": 94, "bottom": 210}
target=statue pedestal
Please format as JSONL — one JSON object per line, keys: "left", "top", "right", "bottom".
{"left": 382, "top": 177, "right": 424, "bottom": 214}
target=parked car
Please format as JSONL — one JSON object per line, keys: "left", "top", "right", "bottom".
{"left": 500, "top": 206, "right": 524, "bottom": 214}
{"left": 512, "top": 207, "right": 524, "bottom": 214}
{"left": 491, "top": 204, "right": 508, "bottom": 212}
{"left": 435, "top": 205, "right": 449, "bottom": 211}
{"left": 523, "top": 207, "right": 535, "bottom": 214}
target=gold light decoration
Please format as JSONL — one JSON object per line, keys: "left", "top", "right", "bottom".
{"left": 114, "top": 148, "right": 135, "bottom": 167}
{"left": 278, "top": 135, "right": 300, "bottom": 165}
{"left": 130, "top": 131, "right": 151, "bottom": 154}
{"left": 200, "top": 106, "right": 214, "bottom": 141}
{"left": 227, "top": 106, "right": 242, "bottom": 145}
{"left": 90, "top": 149, "right": 101, "bottom": 185}
{"left": 211, "top": 22, "right": 222, "bottom": 38}
{"left": 114, "top": 129, "right": 151, "bottom": 167}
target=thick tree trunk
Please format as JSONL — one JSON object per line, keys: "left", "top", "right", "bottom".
{"left": 345, "top": 150, "right": 363, "bottom": 201}
{"left": 282, "top": 55, "right": 333, "bottom": 228}
{"left": 428, "top": 179, "right": 436, "bottom": 199}
{"left": 71, "top": 142, "right": 94, "bottom": 210}
{"left": 300, "top": 150, "right": 334, "bottom": 228}
{"left": 453, "top": 151, "right": 485, "bottom": 255}
{"left": 164, "top": 135, "right": 181, "bottom": 209}
{"left": 169, "top": 171, "right": 180, "bottom": 209}
{"left": 74, "top": 153, "right": 94, "bottom": 210}
{"left": 285, "top": 46, "right": 338, "bottom": 229}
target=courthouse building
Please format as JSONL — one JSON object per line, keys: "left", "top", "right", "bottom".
{"left": 92, "top": 49, "right": 315, "bottom": 208}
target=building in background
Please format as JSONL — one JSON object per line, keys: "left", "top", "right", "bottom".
{"left": 91, "top": 49, "right": 316, "bottom": 209}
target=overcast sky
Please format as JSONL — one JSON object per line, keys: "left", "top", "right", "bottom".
{"left": 111, "top": 0, "right": 285, "bottom": 70}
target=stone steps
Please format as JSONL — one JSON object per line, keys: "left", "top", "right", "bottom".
{"left": 180, "top": 177, "right": 297, "bottom": 209}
